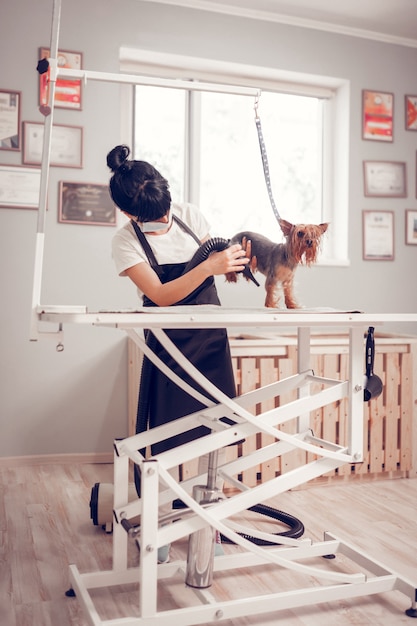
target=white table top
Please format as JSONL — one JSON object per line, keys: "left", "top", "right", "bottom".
{"left": 36, "top": 305, "right": 417, "bottom": 330}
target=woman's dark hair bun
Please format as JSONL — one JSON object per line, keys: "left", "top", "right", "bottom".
{"left": 106, "top": 145, "right": 131, "bottom": 173}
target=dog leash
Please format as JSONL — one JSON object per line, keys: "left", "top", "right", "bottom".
{"left": 254, "top": 94, "right": 282, "bottom": 225}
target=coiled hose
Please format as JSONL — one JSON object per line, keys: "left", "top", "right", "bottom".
{"left": 220, "top": 503, "right": 304, "bottom": 546}
{"left": 135, "top": 238, "right": 304, "bottom": 541}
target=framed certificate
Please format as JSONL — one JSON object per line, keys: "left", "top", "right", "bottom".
{"left": 39, "top": 47, "right": 82, "bottom": 110}
{"left": 363, "top": 161, "right": 406, "bottom": 198}
{"left": 58, "top": 181, "right": 116, "bottom": 226}
{"left": 362, "top": 210, "right": 394, "bottom": 260}
{"left": 0, "top": 89, "right": 21, "bottom": 150}
{"left": 0, "top": 165, "right": 41, "bottom": 209}
{"left": 23, "top": 121, "right": 83, "bottom": 168}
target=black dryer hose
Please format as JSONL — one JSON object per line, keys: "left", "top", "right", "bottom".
{"left": 220, "top": 502, "right": 305, "bottom": 546}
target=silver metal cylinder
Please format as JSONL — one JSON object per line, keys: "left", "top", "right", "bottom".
{"left": 185, "top": 483, "right": 220, "bottom": 588}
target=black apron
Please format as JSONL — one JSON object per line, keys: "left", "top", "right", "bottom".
{"left": 132, "top": 216, "right": 236, "bottom": 456}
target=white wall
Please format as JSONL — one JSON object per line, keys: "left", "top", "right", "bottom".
{"left": 0, "top": 0, "right": 416, "bottom": 457}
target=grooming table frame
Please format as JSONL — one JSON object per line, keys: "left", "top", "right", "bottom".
{"left": 37, "top": 307, "right": 417, "bottom": 624}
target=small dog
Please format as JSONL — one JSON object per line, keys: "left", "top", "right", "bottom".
{"left": 226, "top": 219, "right": 328, "bottom": 309}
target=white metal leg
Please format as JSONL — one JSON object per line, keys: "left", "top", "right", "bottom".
{"left": 139, "top": 460, "right": 160, "bottom": 618}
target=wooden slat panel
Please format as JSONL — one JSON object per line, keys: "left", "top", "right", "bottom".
{"left": 399, "top": 352, "right": 412, "bottom": 471}
{"left": 307, "top": 354, "right": 324, "bottom": 465}
{"left": 240, "top": 357, "right": 258, "bottom": 486}
{"left": 278, "top": 354, "right": 302, "bottom": 474}
{"left": 368, "top": 352, "right": 385, "bottom": 474}
{"left": 337, "top": 353, "right": 351, "bottom": 477}
{"left": 128, "top": 335, "right": 415, "bottom": 487}
{"left": 127, "top": 339, "right": 141, "bottom": 437}
{"left": 385, "top": 353, "right": 400, "bottom": 472}
{"left": 322, "top": 354, "right": 339, "bottom": 477}
{"left": 259, "top": 357, "right": 279, "bottom": 481}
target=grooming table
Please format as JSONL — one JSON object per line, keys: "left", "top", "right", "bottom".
{"left": 36, "top": 306, "right": 417, "bottom": 624}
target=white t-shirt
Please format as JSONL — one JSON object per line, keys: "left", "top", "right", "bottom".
{"left": 112, "top": 202, "right": 210, "bottom": 288}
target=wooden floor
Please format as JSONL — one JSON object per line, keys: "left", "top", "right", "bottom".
{"left": 1, "top": 462, "right": 416, "bottom": 626}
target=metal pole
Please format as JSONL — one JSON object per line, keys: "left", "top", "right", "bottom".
{"left": 56, "top": 66, "right": 260, "bottom": 97}
{"left": 185, "top": 450, "right": 220, "bottom": 588}
{"left": 30, "top": 0, "right": 62, "bottom": 341}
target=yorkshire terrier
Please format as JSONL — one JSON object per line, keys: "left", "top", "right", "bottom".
{"left": 226, "top": 219, "right": 328, "bottom": 309}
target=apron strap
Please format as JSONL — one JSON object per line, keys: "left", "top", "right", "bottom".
{"left": 131, "top": 219, "right": 163, "bottom": 277}
{"left": 131, "top": 213, "right": 202, "bottom": 274}
{"left": 172, "top": 214, "right": 201, "bottom": 245}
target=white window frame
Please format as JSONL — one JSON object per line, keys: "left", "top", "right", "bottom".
{"left": 120, "top": 48, "right": 350, "bottom": 265}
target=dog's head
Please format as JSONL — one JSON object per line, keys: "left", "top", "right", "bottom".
{"left": 279, "top": 219, "right": 328, "bottom": 265}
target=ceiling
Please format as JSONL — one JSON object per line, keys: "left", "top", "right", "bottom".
{"left": 142, "top": 0, "right": 417, "bottom": 47}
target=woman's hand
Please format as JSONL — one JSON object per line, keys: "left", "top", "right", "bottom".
{"left": 204, "top": 243, "right": 249, "bottom": 276}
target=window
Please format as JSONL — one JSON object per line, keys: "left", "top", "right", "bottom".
{"left": 127, "top": 50, "right": 349, "bottom": 263}
{"left": 133, "top": 85, "right": 186, "bottom": 203}
{"left": 135, "top": 87, "right": 322, "bottom": 239}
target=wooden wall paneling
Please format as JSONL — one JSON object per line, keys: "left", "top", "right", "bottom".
{"left": 258, "top": 356, "right": 279, "bottom": 481}
{"left": 385, "top": 352, "right": 401, "bottom": 472}
{"left": 308, "top": 353, "right": 324, "bottom": 466}
{"left": 399, "top": 352, "right": 412, "bottom": 471}
{"left": 278, "top": 349, "right": 302, "bottom": 475}
{"left": 127, "top": 339, "right": 141, "bottom": 438}
{"left": 127, "top": 334, "right": 416, "bottom": 487}
{"left": 368, "top": 352, "right": 385, "bottom": 475}
{"left": 410, "top": 343, "right": 417, "bottom": 477}
{"left": 337, "top": 353, "right": 351, "bottom": 477}
{"left": 239, "top": 357, "right": 258, "bottom": 487}
{"left": 322, "top": 353, "right": 340, "bottom": 478}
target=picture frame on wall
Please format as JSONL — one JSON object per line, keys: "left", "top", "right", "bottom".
{"left": 58, "top": 181, "right": 116, "bottom": 226}
{"left": 363, "top": 160, "right": 407, "bottom": 198}
{"left": 39, "top": 47, "right": 82, "bottom": 110}
{"left": 362, "top": 210, "right": 394, "bottom": 261}
{"left": 405, "top": 210, "right": 417, "bottom": 245}
{"left": 0, "top": 165, "right": 41, "bottom": 209}
{"left": 0, "top": 89, "right": 21, "bottom": 150}
{"left": 23, "top": 121, "right": 83, "bottom": 168}
{"left": 362, "top": 89, "right": 394, "bottom": 142}
{"left": 405, "top": 95, "right": 417, "bottom": 131}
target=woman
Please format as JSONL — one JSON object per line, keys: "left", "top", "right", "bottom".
{"left": 108, "top": 145, "right": 247, "bottom": 559}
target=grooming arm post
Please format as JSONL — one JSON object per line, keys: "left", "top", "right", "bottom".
{"left": 30, "top": 0, "right": 62, "bottom": 343}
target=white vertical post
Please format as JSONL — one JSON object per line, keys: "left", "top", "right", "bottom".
{"left": 112, "top": 447, "right": 130, "bottom": 571}
{"left": 139, "top": 459, "right": 159, "bottom": 618}
{"left": 348, "top": 326, "right": 365, "bottom": 461}
{"left": 30, "top": 0, "right": 62, "bottom": 340}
